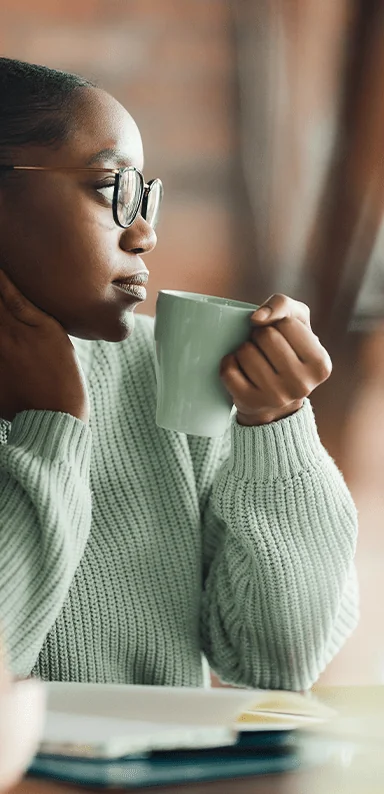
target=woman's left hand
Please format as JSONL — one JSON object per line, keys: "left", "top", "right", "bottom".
{"left": 219, "top": 294, "right": 332, "bottom": 426}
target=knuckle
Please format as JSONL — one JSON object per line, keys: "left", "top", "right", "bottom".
{"left": 235, "top": 342, "right": 252, "bottom": 362}
{"left": 220, "top": 354, "right": 237, "bottom": 379}
{"left": 312, "top": 351, "right": 332, "bottom": 381}
{"left": 243, "top": 340, "right": 255, "bottom": 354}
{"left": 269, "top": 293, "right": 288, "bottom": 310}
{"left": 219, "top": 357, "right": 230, "bottom": 376}
{"left": 300, "top": 383, "right": 312, "bottom": 399}
{"left": 319, "top": 359, "right": 332, "bottom": 381}
{"left": 252, "top": 325, "right": 274, "bottom": 343}
{"left": 298, "top": 300, "right": 311, "bottom": 317}
{"left": 250, "top": 327, "right": 262, "bottom": 343}
{"left": 259, "top": 324, "right": 274, "bottom": 337}
{"left": 275, "top": 316, "right": 291, "bottom": 330}
{"left": 8, "top": 295, "right": 25, "bottom": 315}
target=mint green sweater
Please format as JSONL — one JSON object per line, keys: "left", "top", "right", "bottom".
{"left": 0, "top": 315, "right": 358, "bottom": 690}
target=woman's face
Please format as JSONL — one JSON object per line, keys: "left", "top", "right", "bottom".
{"left": 0, "top": 87, "right": 157, "bottom": 341}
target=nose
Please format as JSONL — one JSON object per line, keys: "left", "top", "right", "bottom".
{"left": 119, "top": 215, "right": 157, "bottom": 256}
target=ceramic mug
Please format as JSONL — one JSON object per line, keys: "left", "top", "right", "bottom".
{"left": 154, "top": 290, "right": 258, "bottom": 437}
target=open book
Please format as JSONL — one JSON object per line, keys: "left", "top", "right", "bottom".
{"left": 38, "top": 681, "right": 336, "bottom": 760}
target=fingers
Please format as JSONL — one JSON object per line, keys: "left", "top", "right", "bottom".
{"left": 268, "top": 318, "right": 332, "bottom": 380}
{"left": 252, "top": 320, "right": 332, "bottom": 386}
{"left": 0, "top": 269, "right": 40, "bottom": 328}
{"left": 253, "top": 316, "right": 324, "bottom": 360}
{"left": 221, "top": 295, "right": 331, "bottom": 423}
{"left": 251, "top": 294, "right": 311, "bottom": 328}
{"left": 235, "top": 342, "right": 274, "bottom": 390}
{"left": 220, "top": 351, "right": 261, "bottom": 402}
{"left": 251, "top": 324, "right": 301, "bottom": 373}
{"left": 234, "top": 339, "right": 305, "bottom": 402}
{"left": 221, "top": 319, "right": 332, "bottom": 411}
{"left": 221, "top": 343, "right": 304, "bottom": 412}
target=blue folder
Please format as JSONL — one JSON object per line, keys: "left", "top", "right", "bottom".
{"left": 28, "top": 731, "right": 302, "bottom": 788}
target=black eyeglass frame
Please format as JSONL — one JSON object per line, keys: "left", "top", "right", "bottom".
{"left": 0, "top": 165, "right": 163, "bottom": 229}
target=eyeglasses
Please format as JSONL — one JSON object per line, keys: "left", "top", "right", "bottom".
{"left": 0, "top": 165, "right": 163, "bottom": 230}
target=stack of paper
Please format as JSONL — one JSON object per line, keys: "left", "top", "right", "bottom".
{"left": 38, "top": 682, "right": 257, "bottom": 758}
{"left": 28, "top": 682, "right": 336, "bottom": 788}
{"left": 236, "top": 689, "right": 336, "bottom": 731}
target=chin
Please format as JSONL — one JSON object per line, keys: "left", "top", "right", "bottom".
{"left": 65, "top": 307, "right": 137, "bottom": 343}
{"left": 109, "top": 311, "right": 136, "bottom": 342}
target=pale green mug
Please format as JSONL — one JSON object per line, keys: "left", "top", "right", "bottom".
{"left": 154, "top": 290, "right": 259, "bottom": 437}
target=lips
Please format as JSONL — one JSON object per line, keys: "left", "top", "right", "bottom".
{"left": 112, "top": 272, "right": 148, "bottom": 301}
{"left": 113, "top": 271, "right": 148, "bottom": 284}
{"left": 114, "top": 282, "right": 146, "bottom": 299}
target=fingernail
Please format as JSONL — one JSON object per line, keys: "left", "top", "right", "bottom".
{"left": 252, "top": 307, "right": 271, "bottom": 321}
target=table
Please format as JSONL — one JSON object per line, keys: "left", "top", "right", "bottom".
{"left": 10, "top": 686, "right": 384, "bottom": 794}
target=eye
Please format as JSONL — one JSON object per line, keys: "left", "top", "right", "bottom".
{"left": 95, "top": 182, "right": 115, "bottom": 202}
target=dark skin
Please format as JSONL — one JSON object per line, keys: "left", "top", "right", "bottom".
{"left": 0, "top": 87, "right": 156, "bottom": 343}
{"left": 0, "top": 86, "right": 332, "bottom": 426}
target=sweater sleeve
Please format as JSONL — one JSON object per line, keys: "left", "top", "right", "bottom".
{"left": 0, "top": 410, "right": 92, "bottom": 678}
{"left": 196, "top": 399, "right": 359, "bottom": 691}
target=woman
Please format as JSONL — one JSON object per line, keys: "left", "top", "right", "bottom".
{"left": 0, "top": 57, "right": 358, "bottom": 690}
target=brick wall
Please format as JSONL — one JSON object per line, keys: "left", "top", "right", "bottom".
{"left": 0, "top": 0, "right": 247, "bottom": 316}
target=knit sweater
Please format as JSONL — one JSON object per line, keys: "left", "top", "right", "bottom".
{"left": 0, "top": 314, "right": 358, "bottom": 691}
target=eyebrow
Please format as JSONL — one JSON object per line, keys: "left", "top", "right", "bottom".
{"left": 86, "top": 148, "right": 135, "bottom": 167}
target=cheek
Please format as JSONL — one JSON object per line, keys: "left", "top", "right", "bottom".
{"left": 0, "top": 191, "right": 117, "bottom": 311}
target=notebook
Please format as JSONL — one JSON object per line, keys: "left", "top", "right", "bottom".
{"left": 29, "top": 739, "right": 302, "bottom": 789}
{"left": 35, "top": 681, "right": 335, "bottom": 760}
{"left": 37, "top": 682, "right": 254, "bottom": 759}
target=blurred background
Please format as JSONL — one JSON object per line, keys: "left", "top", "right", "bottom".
{"left": 1, "top": 0, "right": 384, "bottom": 686}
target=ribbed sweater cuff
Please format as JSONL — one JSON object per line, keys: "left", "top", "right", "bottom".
{"left": 7, "top": 410, "right": 92, "bottom": 476}
{"left": 228, "top": 398, "right": 325, "bottom": 482}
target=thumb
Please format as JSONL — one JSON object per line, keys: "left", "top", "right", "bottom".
{"left": 251, "top": 294, "right": 311, "bottom": 328}
{"left": 0, "top": 269, "right": 44, "bottom": 327}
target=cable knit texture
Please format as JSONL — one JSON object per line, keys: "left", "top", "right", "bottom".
{"left": 0, "top": 314, "right": 358, "bottom": 690}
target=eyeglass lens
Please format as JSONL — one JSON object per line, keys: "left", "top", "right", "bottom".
{"left": 117, "top": 169, "right": 142, "bottom": 228}
{"left": 144, "top": 181, "right": 162, "bottom": 229}
{"left": 117, "top": 170, "right": 162, "bottom": 229}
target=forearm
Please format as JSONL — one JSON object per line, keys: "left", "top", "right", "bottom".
{"left": 0, "top": 410, "right": 92, "bottom": 676}
{"left": 200, "top": 400, "right": 359, "bottom": 690}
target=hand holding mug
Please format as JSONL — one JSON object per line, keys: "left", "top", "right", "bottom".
{"left": 220, "top": 293, "right": 332, "bottom": 426}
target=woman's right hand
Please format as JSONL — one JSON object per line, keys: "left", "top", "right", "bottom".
{"left": 0, "top": 269, "right": 90, "bottom": 424}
